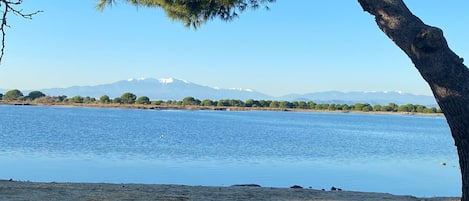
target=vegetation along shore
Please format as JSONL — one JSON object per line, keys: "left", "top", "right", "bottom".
{"left": 0, "top": 89, "right": 442, "bottom": 115}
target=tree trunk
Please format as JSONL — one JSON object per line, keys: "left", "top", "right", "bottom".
{"left": 357, "top": 0, "right": 469, "bottom": 199}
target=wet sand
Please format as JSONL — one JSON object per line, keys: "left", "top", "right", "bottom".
{"left": 0, "top": 180, "right": 460, "bottom": 201}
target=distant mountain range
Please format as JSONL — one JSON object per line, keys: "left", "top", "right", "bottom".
{"left": 29, "top": 78, "right": 272, "bottom": 101}
{"left": 1, "top": 77, "right": 437, "bottom": 106}
{"left": 279, "top": 91, "right": 437, "bottom": 106}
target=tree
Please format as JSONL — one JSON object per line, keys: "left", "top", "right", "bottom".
{"left": 153, "top": 100, "right": 164, "bottom": 105}
{"left": 136, "top": 96, "right": 151, "bottom": 104}
{"left": 258, "top": 100, "right": 270, "bottom": 108}
{"left": 28, "top": 91, "right": 46, "bottom": 100}
{"left": 245, "top": 99, "right": 258, "bottom": 107}
{"left": 307, "top": 101, "right": 316, "bottom": 109}
{"left": 99, "top": 95, "right": 111, "bottom": 104}
{"left": 112, "top": 97, "right": 122, "bottom": 104}
{"left": 0, "top": 93, "right": 3, "bottom": 100}
{"left": 355, "top": 2, "right": 469, "bottom": 198}
{"left": 339, "top": 104, "right": 349, "bottom": 111}
{"left": 98, "top": 0, "right": 274, "bottom": 29}
{"left": 269, "top": 101, "right": 279, "bottom": 108}
{"left": 182, "top": 96, "right": 200, "bottom": 105}
{"left": 69, "top": 95, "right": 84, "bottom": 103}
{"left": 83, "top": 96, "right": 95, "bottom": 104}
{"left": 3, "top": 89, "right": 23, "bottom": 101}
{"left": 278, "top": 101, "right": 292, "bottom": 109}
{"left": 415, "top": 105, "right": 426, "bottom": 113}
{"left": 373, "top": 104, "right": 383, "bottom": 112}
{"left": 397, "top": 105, "right": 410, "bottom": 112}
{"left": 387, "top": 103, "right": 399, "bottom": 112}
{"left": 56, "top": 95, "right": 67, "bottom": 102}
{"left": 352, "top": 103, "right": 364, "bottom": 111}
{"left": 201, "top": 99, "right": 214, "bottom": 106}
{"left": 120, "top": 92, "right": 137, "bottom": 104}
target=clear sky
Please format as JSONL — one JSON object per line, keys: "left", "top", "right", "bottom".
{"left": 0, "top": 1, "right": 467, "bottom": 96}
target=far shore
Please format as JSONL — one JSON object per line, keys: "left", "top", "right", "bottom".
{"left": 0, "top": 180, "right": 459, "bottom": 201}
{"left": 0, "top": 101, "right": 444, "bottom": 117}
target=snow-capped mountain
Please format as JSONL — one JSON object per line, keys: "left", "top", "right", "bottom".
{"left": 37, "top": 77, "right": 273, "bottom": 101}
{"left": 2, "top": 77, "right": 437, "bottom": 106}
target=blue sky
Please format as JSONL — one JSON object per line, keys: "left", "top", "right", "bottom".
{"left": 0, "top": 1, "right": 467, "bottom": 96}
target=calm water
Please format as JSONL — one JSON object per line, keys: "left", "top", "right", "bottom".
{"left": 0, "top": 105, "right": 460, "bottom": 197}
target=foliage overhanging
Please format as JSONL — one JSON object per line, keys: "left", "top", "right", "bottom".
{"left": 97, "top": 0, "right": 275, "bottom": 29}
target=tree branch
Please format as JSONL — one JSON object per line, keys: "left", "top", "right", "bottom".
{"left": 0, "top": 0, "right": 42, "bottom": 64}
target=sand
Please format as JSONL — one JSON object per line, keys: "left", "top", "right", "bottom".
{"left": 0, "top": 180, "right": 460, "bottom": 201}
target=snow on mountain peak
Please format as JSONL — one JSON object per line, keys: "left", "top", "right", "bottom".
{"left": 127, "top": 77, "right": 146, "bottom": 82}
{"left": 228, "top": 88, "right": 254, "bottom": 92}
{"left": 158, "top": 77, "right": 190, "bottom": 84}
{"left": 158, "top": 77, "right": 174, "bottom": 84}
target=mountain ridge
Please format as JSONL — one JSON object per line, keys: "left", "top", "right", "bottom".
{"left": 1, "top": 77, "right": 437, "bottom": 106}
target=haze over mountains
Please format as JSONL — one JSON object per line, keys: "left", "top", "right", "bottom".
{"left": 2, "top": 77, "right": 437, "bottom": 106}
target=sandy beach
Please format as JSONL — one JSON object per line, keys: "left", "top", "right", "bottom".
{"left": 0, "top": 180, "right": 460, "bottom": 201}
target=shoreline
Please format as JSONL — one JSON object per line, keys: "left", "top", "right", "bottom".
{"left": 0, "top": 180, "right": 459, "bottom": 201}
{"left": 0, "top": 102, "right": 444, "bottom": 117}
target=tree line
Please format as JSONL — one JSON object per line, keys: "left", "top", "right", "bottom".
{"left": 0, "top": 89, "right": 442, "bottom": 114}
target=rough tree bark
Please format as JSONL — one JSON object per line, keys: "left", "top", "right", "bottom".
{"left": 358, "top": 0, "right": 469, "bottom": 199}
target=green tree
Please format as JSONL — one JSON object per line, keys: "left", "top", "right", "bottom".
{"left": 423, "top": 107, "right": 437, "bottom": 113}
{"left": 269, "top": 101, "right": 279, "bottom": 108}
{"left": 83, "top": 96, "right": 94, "bottom": 104}
{"left": 0, "top": 93, "right": 3, "bottom": 100}
{"left": 415, "top": 105, "right": 426, "bottom": 113}
{"left": 361, "top": 104, "right": 373, "bottom": 112}
{"left": 387, "top": 103, "right": 399, "bottom": 112}
{"left": 182, "top": 96, "right": 200, "bottom": 105}
{"left": 99, "top": 95, "right": 111, "bottom": 104}
{"left": 98, "top": 0, "right": 274, "bottom": 29}
{"left": 3, "top": 89, "right": 23, "bottom": 101}
{"left": 296, "top": 101, "right": 308, "bottom": 109}
{"left": 120, "top": 92, "right": 137, "bottom": 104}
{"left": 201, "top": 99, "right": 214, "bottom": 106}
{"left": 340, "top": 104, "right": 350, "bottom": 111}
{"left": 398, "top": 104, "right": 412, "bottom": 112}
{"left": 245, "top": 99, "right": 258, "bottom": 107}
{"left": 229, "top": 99, "right": 244, "bottom": 107}
{"left": 136, "top": 96, "right": 151, "bottom": 104}
{"left": 113, "top": 97, "right": 122, "bottom": 104}
{"left": 216, "top": 99, "right": 230, "bottom": 107}
{"left": 258, "top": 100, "right": 270, "bottom": 107}
{"left": 56, "top": 95, "right": 67, "bottom": 102}
{"left": 315, "top": 103, "right": 329, "bottom": 110}
{"left": 279, "top": 101, "right": 292, "bottom": 109}
{"left": 307, "top": 101, "right": 316, "bottom": 109}
{"left": 153, "top": 100, "right": 164, "bottom": 105}
{"left": 28, "top": 91, "right": 46, "bottom": 100}
{"left": 353, "top": 103, "right": 364, "bottom": 111}
{"left": 69, "top": 96, "right": 84, "bottom": 103}
{"left": 373, "top": 104, "right": 383, "bottom": 112}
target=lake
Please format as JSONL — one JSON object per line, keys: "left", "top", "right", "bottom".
{"left": 0, "top": 105, "right": 460, "bottom": 197}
